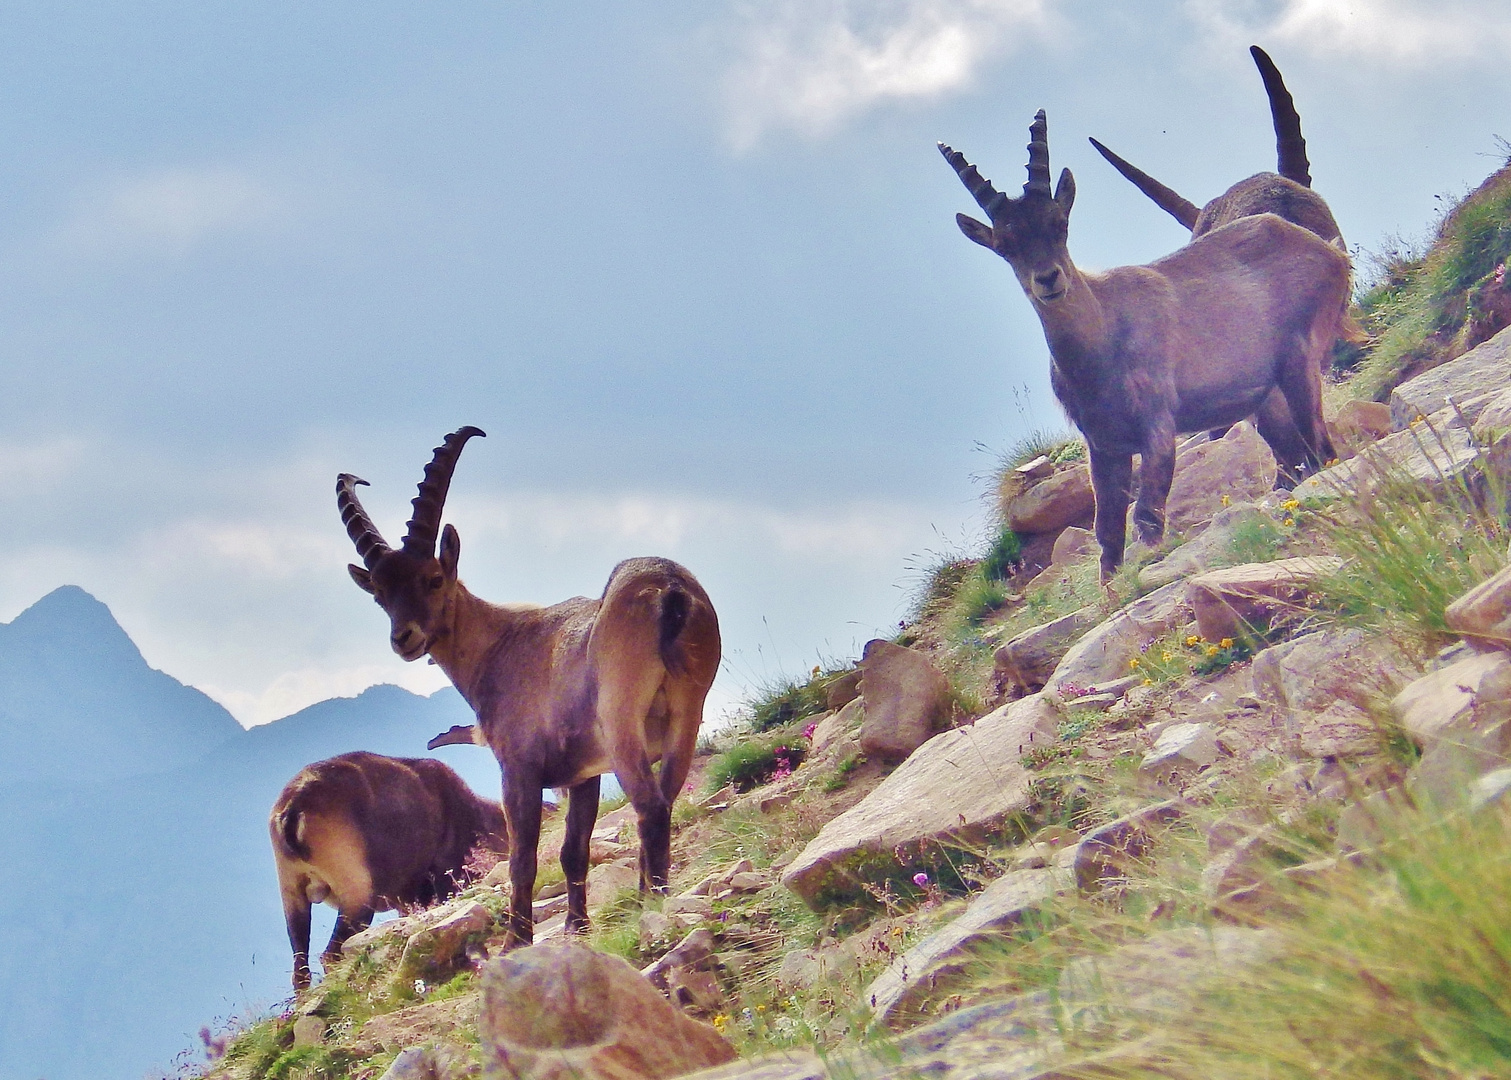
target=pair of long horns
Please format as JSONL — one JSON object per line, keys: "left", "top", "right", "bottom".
{"left": 1087, "top": 45, "right": 1311, "bottom": 230}
{"left": 938, "top": 108, "right": 1051, "bottom": 220}
{"left": 337, "top": 426, "right": 486, "bottom": 569}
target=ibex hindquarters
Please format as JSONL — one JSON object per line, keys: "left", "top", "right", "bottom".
{"left": 270, "top": 751, "right": 507, "bottom": 989}
{"left": 338, "top": 430, "right": 721, "bottom": 951}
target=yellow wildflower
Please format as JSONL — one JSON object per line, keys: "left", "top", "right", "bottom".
{"left": 1129, "top": 657, "right": 1141, "bottom": 669}
{"left": 1283, "top": 517, "right": 1295, "bottom": 527}
{"left": 1219, "top": 638, "right": 1234, "bottom": 649}
{"left": 1142, "top": 678, "right": 1153, "bottom": 686}
{"left": 1206, "top": 645, "right": 1220, "bottom": 657}
{"left": 891, "top": 925, "right": 905, "bottom": 936}
{"left": 1220, "top": 494, "right": 1230, "bottom": 506}
{"left": 1185, "top": 635, "right": 1201, "bottom": 647}
{"left": 1281, "top": 499, "right": 1300, "bottom": 510}
{"left": 756, "top": 1004, "right": 767, "bottom": 1013}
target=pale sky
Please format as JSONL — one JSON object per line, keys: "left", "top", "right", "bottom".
{"left": 0, "top": 0, "right": 1508, "bottom": 726}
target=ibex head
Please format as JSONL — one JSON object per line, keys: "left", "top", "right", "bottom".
{"left": 338, "top": 426, "right": 485, "bottom": 661}
{"left": 941, "top": 110, "right": 1077, "bottom": 304}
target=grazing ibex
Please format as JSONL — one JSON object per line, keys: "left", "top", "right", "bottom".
{"left": 1089, "top": 46, "right": 1343, "bottom": 247}
{"left": 271, "top": 750, "right": 507, "bottom": 990}
{"left": 941, "top": 111, "right": 1349, "bottom": 577}
{"left": 338, "top": 427, "right": 721, "bottom": 947}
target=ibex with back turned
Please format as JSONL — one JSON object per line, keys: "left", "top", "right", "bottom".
{"left": 338, "top": 427, "right": 721, "bottom": 947}
{"left": 1089, "top": 46, "right": 1343, "bottom": 247}
{"left": 271, "top": 750, "right": 507, "bottom": 990}
{"left": 941, "top": 111, "right": 1349, "bottom": 578}
{"left": 1090, "top": 46, "right": 1356, "bottom": 466}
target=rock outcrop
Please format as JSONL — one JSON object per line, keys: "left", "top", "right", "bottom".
{"left": 479, "top": 944, "right": 735, "bottom": 1080}
{"left": 781, "top": 695, "right": 1059, "bottom": 906}
{"left": 856, "top": 639, "right": 951, "bottom": 764}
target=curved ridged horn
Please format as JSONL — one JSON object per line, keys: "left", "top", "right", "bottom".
{"left": 938, "top": 142, "right": 1008, "bottom": 219}
{"left": 1024, "top": 109, "right": 1051, "bottom": 196}
{"left": 401, "top": 426, "right": 486, "bottom": 556}
{"left": 1251, "top": 46, "right": 1311, "bottom": 187}
{"left": 337, "top": 473, "right": 392, "bottom": 570}
{"left": 1087, "top": 137, "right": 1201, "bottom": 231}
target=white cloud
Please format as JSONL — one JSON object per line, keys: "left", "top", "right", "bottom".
{"left": 1185, "top": 0, "right": 1511, "bottom": 63}
{"left": 201, "top": 663, "right": 451, "bottom": 729}
{"left": 723, "top": 0, "right": 1052, "bottom": 149}
{"left": 460, "top": 490, "right": 930, "bottom": 563}
{"left": 0, "top": 437, "right": 88, "bottom": 497}
{"left": 52, "top": 165, "right": 289, "bottom": 259}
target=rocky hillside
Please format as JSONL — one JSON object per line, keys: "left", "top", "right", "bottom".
{"left": 187, "top": 169, "right": 1511, "bottom": 1080}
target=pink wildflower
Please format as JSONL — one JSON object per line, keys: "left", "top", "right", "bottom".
{"left": 912, "top": 872, "right": 930, "bottom": 888}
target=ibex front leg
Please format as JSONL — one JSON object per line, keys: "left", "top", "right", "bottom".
{"left": 502, "top": 779, "right": 543, "bottom": 948}
{"left": 1089, "top": 448, "right": 1135, "bottom": 581}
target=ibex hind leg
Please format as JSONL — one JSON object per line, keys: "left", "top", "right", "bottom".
{"left": 1255, "top": 389, "right": 1313, "bottom": 489}
{"left": 322, "top": 906, "right": 374, "bottom": 970}
{"left": 601, "top": 667, "right": 675, "bottom": 894}
{"left": 561, "top": 775, "right": 600, "bottom": 934}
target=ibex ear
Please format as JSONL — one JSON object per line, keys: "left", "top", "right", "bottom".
{"left": 1054, "top": 168, "right": 1075, "bottom": 212}
{"left": 348, "top": 564, "right": 375, "bottom": 594}
{"left": 439, "top": 524, "right": 461, "bottom": 579}
{"left": 956, "top": 213, "right": 996, "bottom": 250}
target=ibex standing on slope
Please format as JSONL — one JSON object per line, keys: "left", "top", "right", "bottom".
{"left": 941, "top": 112, "right": 1349, "bottom": 578}
{"left": 271, "top": 750, "right": 507, "bottom": 990}
{"left": 337, "top": 428, "right": 720, "bottom": 946}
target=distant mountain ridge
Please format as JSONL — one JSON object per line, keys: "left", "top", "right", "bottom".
{"left": 0, "top": 586, "right": 491, "bottom": 1080}
{"left": 0, "top": 585, "right": 244, "bottom": 787}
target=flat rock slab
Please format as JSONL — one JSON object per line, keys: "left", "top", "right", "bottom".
{"left": 994, "top": 606, "right": 1101, "bottom": 695}
{"left": 857, "top": 639, "right": 951, "bottom": 764}
{"left": 1058, "top": 926, "right": 1278, "bottom": 1029}
{"left": 1446, "top": 563, "right": 1511, "bottom": 652}
{"left": 480, "top": 943, "right": 735, "bottom": 1080}
{"left": 1137, "top": 503, "right": 1271, "bottom": 590}
{"left": 1294, "top": 404, "right": 1478, "bottom": 501}
{"left": 1251, "top": 628, "right": 1414, "bottom": 735}
{"left": 1049, "top": 580, "right": 1191, "bottom": 695}
{"left": 781, "top": 695, "right": 1059, "bottom": 908}
{"left": 1389, "top": 324, "right": 1511, "bottom": 429}
{"left": 1187, "top": 556, "right": 1343, "bottom": 642}
{"left": 1162, "top": 422, "right": 1277, "bottom": 534}
{"left": 1391, "top": 650, "right": 1511, "bottom": 752}
{"left": 355, "top": 993, "right": 482, "bottom": 1056}
{"left": 866, "top": 868, "right": 1068, "bottom": 1023}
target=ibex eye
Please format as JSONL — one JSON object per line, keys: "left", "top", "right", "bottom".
{"left": 429, "top": 576, "right": 444, "bottom": 590}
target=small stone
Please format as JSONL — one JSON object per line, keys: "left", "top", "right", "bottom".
{"left": 1140, "top": 723, "right": 1219, "bottom": 778}
{"left": 1471, "top": 767, "right": 1511, "bottom": 811}
{"left": 663, "top": 895, "right": 713, "bottom": 918}
{"left": 291, "top": 1015, "right": 325, "bottom": 1047}
{"left": 397, "top": 901, "right": 494, "bottom": 983}
{"left": 639, "top": 910, "right": 672, "bottom": 950}
{"left": 377, "top": 1047, "right": 440, "bottom": 1080}
{"left": 726, "top": 872, "right": 766, "bottom": 892}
